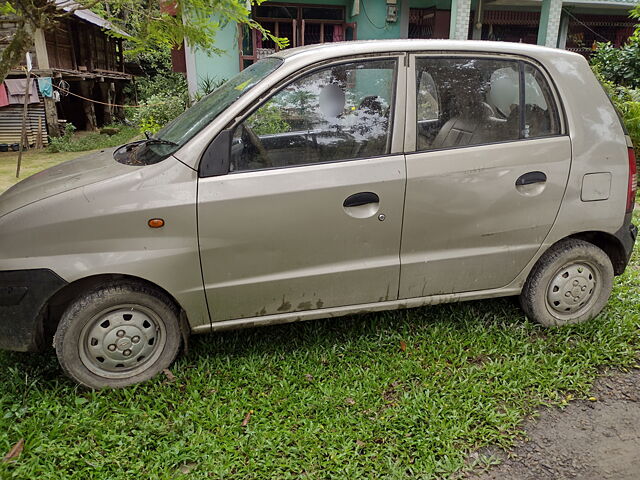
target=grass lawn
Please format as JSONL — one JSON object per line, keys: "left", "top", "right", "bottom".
{"left": 0, "top": 126, "right": 139, "bottom": 194}
{"left": 0, "top": 150, "right": 83, "bottom": 194}
{"left": 0, "top": 168, "right": 639, "bottom": 478}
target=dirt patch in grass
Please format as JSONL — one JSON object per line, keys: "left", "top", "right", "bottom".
{"left": 467, "top": 369, "right": 640, "bottom": 479}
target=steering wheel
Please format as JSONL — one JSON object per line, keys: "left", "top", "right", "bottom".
{"left": 241, "top": 123, "right": 272, "bottom": 168}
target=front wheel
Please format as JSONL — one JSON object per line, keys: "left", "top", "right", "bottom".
{"left": 520, "top": 239, "right": 614, "bottom": 327}
{"left": 54, "top": 282, "right": 182, "bottom": 389}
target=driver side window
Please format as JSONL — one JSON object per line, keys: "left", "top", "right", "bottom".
{"left": 230, "top": 59, "right": 397, "bottom": 172}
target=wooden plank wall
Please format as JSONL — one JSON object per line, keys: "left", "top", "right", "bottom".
{"left": 0, "top": 17, "right": 41, "bottom": 68}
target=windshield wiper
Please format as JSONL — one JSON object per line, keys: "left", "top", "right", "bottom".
{"left": 142, "top": 131, "right": 178, "bottom": 147}
{"left": 143, "top": 138, "right": 179, "bottom": 147}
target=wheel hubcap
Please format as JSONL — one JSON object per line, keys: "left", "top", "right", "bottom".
{"left": 546, "top": 262, "right": 598, "bottom": 317}
{"left": 79, "top": 306, "right": 165, "bottom": 379}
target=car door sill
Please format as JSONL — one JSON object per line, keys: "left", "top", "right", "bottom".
{"left": 190, "top": 286, "right": 522, "bottom": 334}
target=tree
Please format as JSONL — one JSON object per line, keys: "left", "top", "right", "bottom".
{"left": 0, "top": 0, "right": 285, "bottom": 83}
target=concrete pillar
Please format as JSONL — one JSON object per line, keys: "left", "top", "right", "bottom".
{"left": 471, "top": 0, "right": 483, "bottom": 40}
{"left": 537, "top": 0, "right": 563, "bottom": 47}
{"left": 400, "top": 0, "right": 410, "bottom": 39}
{"left": 557, "top": 12, "right": 570, "bottom": 49}
{"left": 184, "top": 40, "right": 198, "bottom": 100}
{"left": 449, "top": 0, "right": 472, "bottom": 40}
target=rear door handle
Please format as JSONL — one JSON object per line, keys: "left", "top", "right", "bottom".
{"left": 343, "top": 192, "right": 379, "bottom": 208}
{"left": 516, "top": 171, "right": 547, "bottom": 186}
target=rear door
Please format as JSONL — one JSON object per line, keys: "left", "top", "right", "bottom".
{"left": 198, "top": 56, "right": 407, "bottom": 321}
{"left": 399, "top": 54, "right": 572, "bottom": 298}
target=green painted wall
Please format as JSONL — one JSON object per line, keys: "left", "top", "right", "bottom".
{"left": 193, "top": 0, "right": 410, "bottom": 82}
{"left": 348, "top": 0, "right": 401, "bottom": 40}
{"left": 193, "top": 18, "right": 241, "bottom": 90}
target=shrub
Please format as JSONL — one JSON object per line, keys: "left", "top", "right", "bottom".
{"left": 128, "top": 94, "right": 187, "bottom": 134}
{"left": 591, "top": 39, "right": 640, "bottom": 89}
{"left": 47, "top": 125, "right": 139, "bottom": 153}
{"left": 247, "top": 104, "right": 291, "bottom": 135}
{"left": 597, "top": 74, "right": 640, "bottom": 151}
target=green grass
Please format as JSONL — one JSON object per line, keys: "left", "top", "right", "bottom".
{"left": 0, "top": 150, "right": 83, "bottom": 194}
{"left": 0, "top": 215, "right": 638, "bottom": 479}
{"left": 0, "top": 127, "right": 138, "bottom": 194}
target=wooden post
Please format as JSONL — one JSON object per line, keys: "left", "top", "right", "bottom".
{"left": 113, "top": 81, "right": 125, "bottom": 122}
{"left": 98, "top": 81, "right": 114, "bottom": 125}
{"left": 79, "top": 80, "right": 98, "bottom": 131}
{"left": 43, "top": 96, "right": 60, "bottom": 137}
{"left": 16, "top": 72, "right": 32, "bottom": 178}
{"left": 35, "top": 118, "right": 44, "bottom": 149}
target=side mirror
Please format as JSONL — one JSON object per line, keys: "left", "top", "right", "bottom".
{"left": 198, "top": 129, "right": 233, "bottom": 178}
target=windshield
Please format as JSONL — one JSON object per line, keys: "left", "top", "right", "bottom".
{"left": 114, "top": 58, "right": 283, "bottom": 165}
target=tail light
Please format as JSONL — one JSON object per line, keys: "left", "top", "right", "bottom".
{"left": 627, "top": 147, "right": 637, "bottom": 213}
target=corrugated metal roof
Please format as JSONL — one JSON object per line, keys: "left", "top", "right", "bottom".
{"left": 54, "top": 0, "right": 128, "bottom": 36}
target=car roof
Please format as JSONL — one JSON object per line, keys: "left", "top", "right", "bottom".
{"left": 273, "top": 39, "right": 581, "bottom": 63}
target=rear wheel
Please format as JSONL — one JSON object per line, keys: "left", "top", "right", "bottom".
{"left": 54, "top": 282, "right": 182, "bottom": 389}
{"left": 520, "top": 239, "right": 614, "bottom": 327}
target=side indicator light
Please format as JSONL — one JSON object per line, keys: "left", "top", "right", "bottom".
{"left": 148, "top": 218, "right": 165, "bottom": 228}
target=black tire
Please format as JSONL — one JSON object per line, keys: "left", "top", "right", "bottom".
{"left": 520, "top": 239, "right": 614, "bottom": 327}
{"left": 54, "top": 281, "right": 182, "bottom": 389}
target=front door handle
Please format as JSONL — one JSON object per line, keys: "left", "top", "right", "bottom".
{"left": 343, "top": 192, "right": 380, "bottom": 208}
{"left": 516, "top": 171, "right": 547, "bottom": 186}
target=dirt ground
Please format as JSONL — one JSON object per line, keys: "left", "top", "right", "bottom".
{"left": 467, "top": 371, "right": 640, "bottom": 480}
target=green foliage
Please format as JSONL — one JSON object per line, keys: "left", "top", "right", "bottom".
{"left": 134, "top": 73, "right": 189, "bottom": 105}
{"left": 198, "top": 75, "right": 226, "bottom": 96}
{"left": 596, "top": 73, "right": 640, "bottom": 150}
{"left": 247, "top": 104, "right": 291, "bottom": 135}
{"left": 1, "top": 0, "right": 287, "bottom": 84}
{"left": 46, "top": 123, "right": 76, "bottom": 153}
{"left": 91, "top": 0, "right": 287, "bottom": 57}
{"left": 47, "top": 125, "right": 138, "bottom": 153}
{"left": 129, "top": 94, "right": 187, "bottom": 134}
{"left": 591, "top": 39, "right": 640, "bottom": 89}
{"left": 0, "top": 1, "right": 16, "bottom": 14}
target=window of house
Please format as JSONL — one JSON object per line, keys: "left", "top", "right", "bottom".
{"left": 415, "top": 57, "right": 560, "bottom": 151}
{"left": 230, "top": 59, "right": 397, "bottom": 172}
{"left": 239, "top": 4, "right": 354, "bottom": 70}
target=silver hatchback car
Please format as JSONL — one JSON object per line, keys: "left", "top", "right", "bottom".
{"left": 0, "top": 40, "right": 637, "bottom": 388}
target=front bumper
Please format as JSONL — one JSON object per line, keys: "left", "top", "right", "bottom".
{"left": 0, "top": 269, "right": 67, "bottom": 352}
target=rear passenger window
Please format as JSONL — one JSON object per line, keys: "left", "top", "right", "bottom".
{"left": 415, "top": 57, "right": 561, "bottom": 152}
{"left": 523, "top": 64, "right": 561, "bottom": 138}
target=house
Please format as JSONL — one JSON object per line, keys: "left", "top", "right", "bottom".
{"left": 174, "top": 0, "right": 637, "bottom": 97}
{"left": 0, "top": 3, "right": 132, "bottom": 147}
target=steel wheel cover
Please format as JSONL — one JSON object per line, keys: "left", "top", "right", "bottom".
{"left": 546, "top": 261, "right": 599, "bottom": 319}
{"left": 79, "top": 304, "right": 166, "bottom": 379}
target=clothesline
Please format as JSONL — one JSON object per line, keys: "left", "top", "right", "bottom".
{"left": 0, "top": 74, "right": 175, "bottom": 109}
{"left": 51, "top": 82, "right": 173, "bottom": 108}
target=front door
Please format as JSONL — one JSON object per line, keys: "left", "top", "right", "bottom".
{"left": 400, "top": 55, "right": 572, "bottom": 298}
{"left": 198, "top": 57, "right": 406, "bottom": 321}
